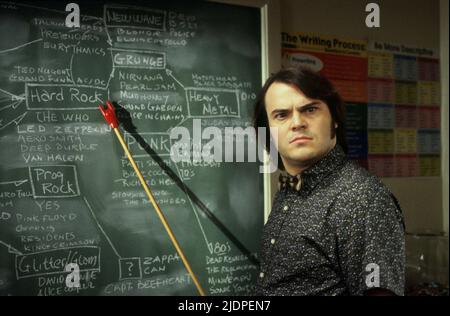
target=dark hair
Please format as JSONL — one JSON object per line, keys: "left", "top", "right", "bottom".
{"left": 253, "top": 66, "right": 348, "bottom": 170}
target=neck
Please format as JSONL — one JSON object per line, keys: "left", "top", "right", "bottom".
{"left": 282, "top": 145, "right": 337, "bottom": 176}
{"left": 282, "top": 159, "right": 315, "bottom": 176}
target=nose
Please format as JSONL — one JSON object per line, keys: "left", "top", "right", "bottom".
{"left": 291, "top": 111, "right": 307, "bottom": 130}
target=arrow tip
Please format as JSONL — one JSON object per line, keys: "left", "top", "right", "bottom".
{"left": 14, "top": 180, "right": 28, "bottom": 187}
{"left": 13, "top": 112, "right": 27, "bottom": 125}
{"left": 12, "top": 100, "right": 22, "bottom": 110}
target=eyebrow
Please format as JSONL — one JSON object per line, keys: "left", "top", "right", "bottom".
{"left": 270, "top": 101, "right": 320, "bottom": 116}
{"left": 296, "top": 101, "right": 321, "bottom": 111}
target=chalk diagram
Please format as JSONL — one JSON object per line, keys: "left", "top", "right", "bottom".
{"left": 0, "top": 2, "right": 259, "bottom": 294}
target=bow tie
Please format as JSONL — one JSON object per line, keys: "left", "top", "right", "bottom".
{"left": 278, "top": 173, "right": 302, "bottom": 191}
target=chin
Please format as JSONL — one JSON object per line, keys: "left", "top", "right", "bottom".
{"left": 286, "top": 150, "right": 317, "bottom": 164}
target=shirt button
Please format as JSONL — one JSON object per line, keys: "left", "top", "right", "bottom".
{"left": 259, "top": 272, "right": 264, "bottom": 278}
{"left": 270, "top": 238, "right": 276, "bottom": 245}
{"left": 283, "top": 205, "right": 289, "bottom": 211}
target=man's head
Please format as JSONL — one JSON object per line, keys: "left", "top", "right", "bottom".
{"left": 253, "top": 66, "right": 347, "bottom": 174}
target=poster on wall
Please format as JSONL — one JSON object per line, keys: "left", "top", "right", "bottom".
{"left": 281, "top": 33, "right": 441, "bottom": 178}
{"left": 281, "top": 32, "right": 369, "bottom": 168}
{"left": 368, "top": 41, "right": 441, "bottom": 177}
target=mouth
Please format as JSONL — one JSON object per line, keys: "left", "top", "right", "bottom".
{"left": 289, "top": 136, "right": 313, "bottom": 144}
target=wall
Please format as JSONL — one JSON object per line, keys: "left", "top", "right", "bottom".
{"left": 217, "top": 0, "right": 447, "bottom": 235}
{"left": 278, "top": 0, "right": 448, "bottom": 287}
{"left": 213, "top": 0, "right": 448, "bottom": 287}
{"left": 440, "top": 0, "right": 449, "bottom": 236}
{"left": 281, "top": 0, "right": 440, "bottom": 46}
{"left": 279, "top": 0, "right": 444, "bottom": 235}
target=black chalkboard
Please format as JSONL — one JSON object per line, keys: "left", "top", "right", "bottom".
{"left": 0, "top": 0, "right": 263, "bottom": 296}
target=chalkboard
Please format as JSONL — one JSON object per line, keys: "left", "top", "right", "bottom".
{"left": 0, "top": 0, "right": 263, "bottom": 295}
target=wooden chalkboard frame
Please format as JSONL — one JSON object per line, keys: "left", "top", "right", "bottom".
{"left": 0, "top": 0, "right": 278, "bottom": 296}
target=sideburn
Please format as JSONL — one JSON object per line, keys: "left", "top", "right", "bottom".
{"left": 330, "top": 120, "right": 336, "bottom": 139}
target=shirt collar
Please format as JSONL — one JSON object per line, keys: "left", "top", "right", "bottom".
{"left": 280, "top": 145, "right": 347, "bottom": 194}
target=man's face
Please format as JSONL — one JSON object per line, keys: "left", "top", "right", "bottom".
{"left": 265, "top": 82, "right": 337, "bottom": 174}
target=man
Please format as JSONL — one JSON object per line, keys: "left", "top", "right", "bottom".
{"left": 253, "top": 67, "right": 405, "bottom": 296}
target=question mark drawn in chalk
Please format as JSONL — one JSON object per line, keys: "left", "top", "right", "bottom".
{"left": 127, "top": 262, "right": 134, "bottom": 276}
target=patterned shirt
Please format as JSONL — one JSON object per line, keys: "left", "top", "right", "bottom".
{"left": 254, "top": 145, "right": 405, "bottom": 296}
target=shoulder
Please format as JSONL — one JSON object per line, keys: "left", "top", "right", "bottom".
{"left": 330, "top": 161, "right": 403, "bottom": 225}
{"left": 334, "top": 160, "right": 393, "bottom": 205}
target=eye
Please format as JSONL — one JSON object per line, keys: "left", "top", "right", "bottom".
{"left": 274, "top": 112, "right": 287, "bottom": 120}
{"left": 304, "top": 106, "right": 318, "bottom": 114}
